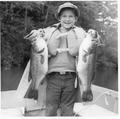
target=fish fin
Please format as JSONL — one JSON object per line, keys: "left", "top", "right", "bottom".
{"left": 26, "top": 80, "right": 38, "bottom": 100}
{"left": 91, "top": 71, "right": 95, "bottom": 82}
{"left": 82, "top": 55, "right": 87, "bottom": 62}
{"left": 27, "top": 88, "right": 38, "bottom": 100}
{"left": 40, "top": 55, "right": 45, "bottom": 64}
{"left": 37, "top": 48, "right": 45, "bottom": 54}
{"left": 40, "top": 76, "right": 46, "bottom": 85}
{"left": 28, "top": 68, "right": 32, "bottom": 82}
{"left": 24, "top": 82, "right": 33, "bottom": 98}
{"left": 82, "top": 89, "right": 93, "bottom": 102}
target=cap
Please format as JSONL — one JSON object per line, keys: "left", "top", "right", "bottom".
{"left": 56, "top": 2, "right": 79, "bottom": 19}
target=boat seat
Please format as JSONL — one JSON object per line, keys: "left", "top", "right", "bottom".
{"left": 73, "top": 103, "right": 117, "bottom": 116}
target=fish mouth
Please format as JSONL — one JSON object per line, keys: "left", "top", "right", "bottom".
{"left": 37, "top": 48, "right": 45, "bottom": 54}
{"left": 24, "top": 32, "right": 35, "bottom": 39}
{"left": 33, "top": 47, "right": 45, "bottom": 54}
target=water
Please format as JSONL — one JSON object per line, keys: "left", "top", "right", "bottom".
{"left": 1, "top": 67, "right": 25, "bottom": 91}
{"left": 93, "top": 67, "right": 118, "bottom": 91}
{"left": 1, "top": 65, "right": 118, "bottom": 91}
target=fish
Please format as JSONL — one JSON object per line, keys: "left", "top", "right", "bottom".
{"left": 24, "top": 29, "right": 48, "bottom": 100}
{"left": 77, "top": 29, "right": 103, "bottom": 102}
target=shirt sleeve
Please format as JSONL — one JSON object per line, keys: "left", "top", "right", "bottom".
{"left": 76, "top": 27, "right": 87, "bottom": 46}
{"left": 39, "top": 26, "right": 58, "bottom": 56}
{"left": 68, "top": 27, "right": 86, "bottom": 57}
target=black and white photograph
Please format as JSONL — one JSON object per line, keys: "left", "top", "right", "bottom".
{"left": 0, "top": 0, "right": 119, "bottom": 117}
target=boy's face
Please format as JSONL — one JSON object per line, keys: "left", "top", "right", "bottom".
{"left": 59, "top": 9, "right": 77, "bottom": 29}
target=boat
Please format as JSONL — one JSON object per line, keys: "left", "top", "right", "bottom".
{"left": 0, "top": 61, "right": 118, "bottom": 117}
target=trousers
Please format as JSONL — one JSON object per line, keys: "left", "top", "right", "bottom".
{"left": 45, "top": 72, "right": 77, "bottom": 116}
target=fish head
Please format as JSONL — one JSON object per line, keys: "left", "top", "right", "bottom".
{"left": 88, "top": 29, "right": 104, "bottom": 48}
{"left": 25, "top": 29, "right": 45, "bottom": 53}
{"left": 88, "top": 29, "right": 97, "bottom": 38}
{"left": 24, "top": 30, "right": 38, "bottom": 42}
{"left": 32, "top": 38, "right": 45, "bottom": 53}
{"left": 96, "top": 35, "right": 105, "bottom": 47}
{"left": 24, "top": 29, "right": 45, "bottom": 42}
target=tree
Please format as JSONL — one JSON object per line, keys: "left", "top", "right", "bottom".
{"left": 0, "top": 1, "right": 118, "bottom": 70}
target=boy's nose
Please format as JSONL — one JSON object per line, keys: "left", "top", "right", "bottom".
{"left": 66, "top": 17, "right": 70, "bottom": 21}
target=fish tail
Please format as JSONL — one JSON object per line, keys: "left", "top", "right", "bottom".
{"left": 28, "top": 88, "right": 38, "bottom": 100}
{"left": 24, "top": 81, "right": 38, "bottom": 100}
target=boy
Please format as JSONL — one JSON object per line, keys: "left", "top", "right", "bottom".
{"left": 45, "top": 2, "right": 86, "bottom": 116}
{"left": 30, "top": 2, "right": 86, "bottom": 116}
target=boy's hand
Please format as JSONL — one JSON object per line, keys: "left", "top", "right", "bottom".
{"left": 57, "top": 48, "right": 69, "bottom": 53}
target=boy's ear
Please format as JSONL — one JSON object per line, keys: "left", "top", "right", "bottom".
{"left": 75, "top": 17, "right": 78, "bottom": 22}
{"left": 58, "top": 16, "right": 61, "bottom": 22}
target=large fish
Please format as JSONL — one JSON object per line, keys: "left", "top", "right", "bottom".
{"left": 24, "top": 29, "right": 48, "bottom": 100}
{"left": 77, "top": 29, "right": 103, "bottom": 102}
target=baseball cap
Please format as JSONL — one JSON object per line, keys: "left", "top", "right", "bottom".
{"left": 56, "top": 2, "right": 79, "bottom": 19}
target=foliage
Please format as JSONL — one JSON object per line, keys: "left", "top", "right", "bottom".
{"left": 0, "top": 1, "right": 118, "bottom": 70}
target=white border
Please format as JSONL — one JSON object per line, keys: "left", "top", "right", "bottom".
{"left": 0, "top": 0, "right": 119, "bottom": 119}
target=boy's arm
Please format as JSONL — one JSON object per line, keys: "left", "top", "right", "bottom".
{"left": 68, "top": 27, "right": 87, "bottom": 57}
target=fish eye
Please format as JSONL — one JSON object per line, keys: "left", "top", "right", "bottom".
{"left": 91, "top": 39, "right": 96, "bottom": 41}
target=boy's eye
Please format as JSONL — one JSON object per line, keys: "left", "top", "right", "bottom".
{"left": 91, "top": 39, "right": 96, "bottom": 41}
{"left": 69, "top": 15, "right": 74, "bottom": 18}
{"left": 62, "top": 15, "right": 67, "bottom": 17}
{"left": 62, "top": 15, "right": 74, "bottom": 18}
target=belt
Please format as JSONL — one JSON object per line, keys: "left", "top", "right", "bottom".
{"left": 50, "top": 71, "right": 76, "bottom": 75}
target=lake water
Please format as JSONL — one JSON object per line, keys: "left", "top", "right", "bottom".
{"left": 1, "top": 67, "right": 25, "bottom": 91}
{"left": 93, "top": 67, "right": 118, "bottom": 91}
{"left": 1, "top": 65, "right": 118, "bottom": 91}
